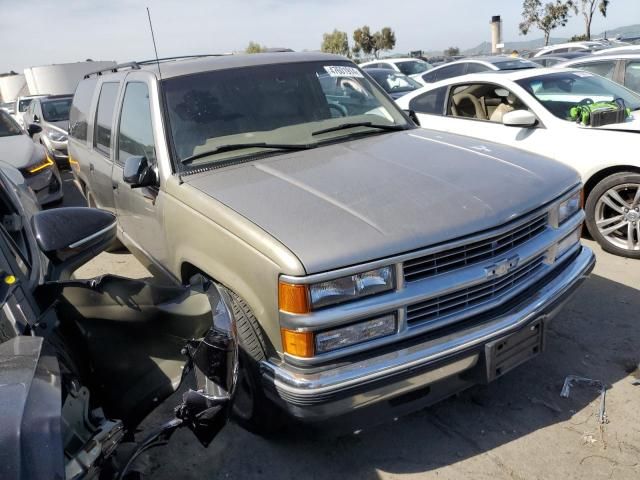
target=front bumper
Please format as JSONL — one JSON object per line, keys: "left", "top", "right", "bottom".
{"left": 261, "top": 245, "right": 595, "bottom": 422}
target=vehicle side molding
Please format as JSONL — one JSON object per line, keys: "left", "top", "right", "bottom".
{"left": 502, "top": 110, "right": 537, "bottom": 128}
{"left": 123, "top": 155, "right": 156, "bottom": 189}
{"left": 31, "top": 207, "right": 117, "bottom": 280}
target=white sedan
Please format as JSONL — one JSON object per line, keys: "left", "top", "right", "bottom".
{"left": 396, "top": 68, "right": 640, "bottom": 258}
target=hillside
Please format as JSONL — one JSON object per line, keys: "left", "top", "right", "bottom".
{"left": 462, "top": 23, "right": 640, "bottom": 55}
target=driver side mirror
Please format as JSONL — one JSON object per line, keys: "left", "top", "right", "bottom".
{"left": 27, "top": 123, "right": 42, "bottom": 138}
{"left": 31, "top": 207, "right": 117, "bottom": 281}
{"left": 502, "top": 110, "right": 537, "bottom": 128}
{"left": 123, "top": 155, "right": 156, "bottom": 188}
{"left": 403, "top": 109, "right": 421, "bottom": 126}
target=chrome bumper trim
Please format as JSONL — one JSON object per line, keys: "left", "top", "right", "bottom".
{"left": 262, "top": 246, "right": 594, "bottom": 403}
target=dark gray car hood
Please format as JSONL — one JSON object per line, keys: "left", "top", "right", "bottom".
{"left": 186, "top": 129, "right": 579, "bottom": 273}
{"left": 0, "top": 134, "right": 39, "bottom": 169}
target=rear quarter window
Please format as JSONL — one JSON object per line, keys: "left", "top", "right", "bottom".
{"left": 69, "top": 78, "right": 98, "bottom": 141}
{"left": 409, "top": 86, "right": 448, "bottom": 115}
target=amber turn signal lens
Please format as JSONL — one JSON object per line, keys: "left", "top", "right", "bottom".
{"left": 278, "top": 281, "right": 310, "bottom": 314}
{"left": 281, "top": 329, "right": 314, "bottom": 357}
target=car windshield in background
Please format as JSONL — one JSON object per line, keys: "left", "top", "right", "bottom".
{"left": 163, "top": 61, "right": 409, "bottom": 165}
{"left": 0, "top": 111, "right": 22, "bottom": 137}
{"left": 516, "top": 71, "right": 640, "bottom": 120}
{"left": 395, "top": 60, "right": 432, "bottom": 75}
{"left": 367, "top": 70, "right": 421, "bottom": 94}
{"left": 18, "top": 99, "right": 32, "bottom": 112}
{"left": 493, "top": 59, "right": 539, "bottom": 70}
{"left": 41, "top": 98, "right": 72, "bottom": 122}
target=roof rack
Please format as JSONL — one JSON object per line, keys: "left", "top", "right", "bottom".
{"left": 83, "top": 54, "right": 230, "bottom": 78}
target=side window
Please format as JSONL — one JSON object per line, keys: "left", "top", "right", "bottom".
{"left": 437, "top": 64, "right": 466, "bottom": 82}
{"left": 409, "top": 86, "right": 448, "bottom": 115}
{"left": 70, "top": 78, "right": 97, "bottom": 141}
{"left": 446, "top": 83, "right": 529, "bottom": 123}
{"left": 421, "top": 70, "right": 438, "bottom": 83}
{"left": 624, "top": 60, "right": 640, "bottom": 93}
{"left": 93, "top": 82, "right": 120, "bottom": 157}
{"left": 576, "top": 61, "right": 616, "bottom": 80}
{"left": 117, "top": 82, "right": 156, "bottom": 167}
{"left": 465, "top": 63, "right": 489, "bottom": 74}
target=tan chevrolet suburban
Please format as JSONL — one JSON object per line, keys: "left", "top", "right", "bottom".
{"left": 69, "top": 52, "right": 595, "bottom": 432}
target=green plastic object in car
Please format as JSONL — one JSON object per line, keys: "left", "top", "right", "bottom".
{"left": 569, "top": 101, "right": 631, "bottom": 126}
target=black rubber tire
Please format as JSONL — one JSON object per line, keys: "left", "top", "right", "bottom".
{"left": 225, "top": 289, "right": 285, "bottom": 435}
{"left": 585, "top": 172, "right": 640, "bottom": 259}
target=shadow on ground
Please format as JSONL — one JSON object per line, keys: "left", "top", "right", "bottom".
{"left": 140, "top": 272, "right": 640, "bottom": 479}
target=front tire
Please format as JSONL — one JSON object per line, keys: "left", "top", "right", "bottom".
{"left": 224, "top": 289, "right": 285, "bottom": 435}
{"left": 585, "top": 172, "right": 640, "bottom": 259}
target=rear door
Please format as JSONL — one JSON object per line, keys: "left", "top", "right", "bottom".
{"left": 112, "top": 72, "right": 168, "bottom": 271}
{"left": 86, "top": 81, "right": 121, "bottom": 212}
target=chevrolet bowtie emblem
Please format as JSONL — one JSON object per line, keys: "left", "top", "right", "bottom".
{"left": 486, "top": 256, "right": 520, "bottom": 279}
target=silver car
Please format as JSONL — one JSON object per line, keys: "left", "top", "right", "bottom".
{"left": 69, "top": 52, "right": 595, "bottom": 432}
{"left": 0, "top": 109, "right": 63, "bottom": 206}
{"left": 23, "top": 94, "right": 73, "bottom": 168}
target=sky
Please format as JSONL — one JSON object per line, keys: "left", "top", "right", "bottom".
{"left": 1, "top": 0, "right": 638, "bottom": 72}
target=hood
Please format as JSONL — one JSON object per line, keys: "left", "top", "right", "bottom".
{"left": 0, "top": 134, "right": 41, "bottom": 169}
{"left": 186, "top": 129, "right": 580, "bottom": 273}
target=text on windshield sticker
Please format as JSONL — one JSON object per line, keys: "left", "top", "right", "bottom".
{"left": 324, "top": 66, "right": 364, "bottom": 78}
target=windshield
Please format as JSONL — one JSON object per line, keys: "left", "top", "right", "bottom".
{"left": 41, "top": 98, "right": 72, "bottom": 122}
{"left": 395, "top": 60, "right": 432, "bottom": 75}
{"left": 18, "top": 99, "right": 32, "bottom": 112}
{"left": 0, "top": 111, "right": 22, "bottom": 137}
{"left": 516, "top": 71, "right": 640, "bottom": 120}
{"left": 493, "top": 59, "right": 539, "bottom": 70}
{"left": 367, "top": 70, "right": 421, "bottom": 94}
{"left": 162, "top": 60, "right": 410, "bottom": 166}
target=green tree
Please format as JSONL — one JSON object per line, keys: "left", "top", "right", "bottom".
{"left": 574, "top": 0, "right": 610, "bottom": 40}
{"left": 245, "top": 41, "right": 265, "bottom": 54}
{"left": 321, "top": 29, "right": 350, "bottom": 56}
{"left": 444, "top": 46, "right": 460, "bottom": 56}
{"left": 519, "top": 0, "right": 574, "bottom": 45}
{"left": 372, "top": 27, "right": 396, "bottom": 59}
{"left": 569, "top": 33, "right": 589, "bottom": 41}
{"left": 353, "top": 26, "right": 374, "bottom": 57}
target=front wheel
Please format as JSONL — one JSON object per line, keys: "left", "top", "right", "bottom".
{"left": 585, "top": 172, "right": 640, "bottom": 259}
{"left": 223, "top": 289, "right": 285, "bottom": 435}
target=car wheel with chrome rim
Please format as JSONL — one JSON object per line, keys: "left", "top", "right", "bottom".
{"left": 585, "top": 172, "right": 640, "bottom": 259}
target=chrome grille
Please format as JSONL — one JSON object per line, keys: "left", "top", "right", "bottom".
{"left": 403, "top": 213, "right": 548, "bottom": 283}
{"left": 406, "top": 254, "right": 546, "bottom": 326}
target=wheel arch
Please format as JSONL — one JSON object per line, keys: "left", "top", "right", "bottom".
{"left": 584, "top": 165, "right": 640, "bottom": 204}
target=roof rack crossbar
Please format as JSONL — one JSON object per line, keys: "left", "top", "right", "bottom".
{"left": 134, "top": 54, "right": 229, "bottom": 66}
{"left": 84, "top": 62, "right": 141, "bottom": 79}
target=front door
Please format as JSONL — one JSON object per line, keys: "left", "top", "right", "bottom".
{"left": 111, "top": 75, "right": 168, "bottom": 274}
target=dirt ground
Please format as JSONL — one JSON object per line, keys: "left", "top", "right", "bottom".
{"left": 67, "top": 173, "right": 640, "bottom": 480}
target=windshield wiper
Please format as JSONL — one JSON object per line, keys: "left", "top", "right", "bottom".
{"left": 311, "top": 121, "right": 406, "bottom": 136}
{"left": 180, "top": 142, "right": 317, "bottom": 165}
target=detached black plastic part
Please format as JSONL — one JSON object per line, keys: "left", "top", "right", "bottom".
{"left": 31, "top": 207, "right": 117, "bottom": 280}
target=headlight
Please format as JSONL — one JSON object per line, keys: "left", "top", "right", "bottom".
{"left": 278, "top": 266, "right": 395, "bottom": 314}
{"left": 315, "top": 314, "right": 396, "bottom": 354}
{"left": 280, "top": 314, "right": 397, "bottom": 357}
{"left": 557, "top": 191, "right": 581, "bottom": 224}
{"left": 23, "top": 155, "right": 54, "bottom": 175}
{"left": 47, "top": 129, "right": 67, "bottom": 142}
{"left": 556, "top": 226, "right": 582, "bottom": 258}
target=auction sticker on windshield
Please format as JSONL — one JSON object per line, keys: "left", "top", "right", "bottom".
{"left": 324, "top": 66, "right": 364, "bottom": 78}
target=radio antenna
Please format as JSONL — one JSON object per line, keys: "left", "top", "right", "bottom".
{"left": 146, "top": 7, "right": 162, "bottom": 79}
